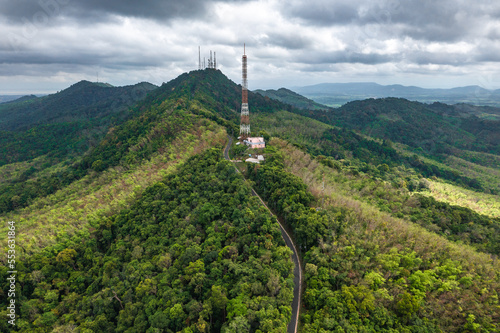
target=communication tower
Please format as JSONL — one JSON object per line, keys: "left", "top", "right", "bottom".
{"left": 198, "top": 47, "right": 217, "bottom": 69}
{"left": 240, "top": 44, "right": 250, "bottom": 140}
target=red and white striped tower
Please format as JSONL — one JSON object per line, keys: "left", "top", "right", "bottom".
{"left": 240, "top": 44, "right": 250, "bottom": 140}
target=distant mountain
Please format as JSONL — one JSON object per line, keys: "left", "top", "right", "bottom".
{"left": 0, "top": 95, "right": 27, "bottom": 103}
{"left": 293, "top": 82, "right": 500, "bottom": 107}
{"left": 0, "top": 94, "right": 38, "bottom": 104}
{"left": 0, "top": 80, "right": 157, "bottom": 166}
{"left": 255, "top": 87, "right": 331, "bottom": 111}
{"left": 297, "top": 97, "right": 500, "bottom": 156}
{"left": 0, "top": 80, "right": 157, "bottom": 131}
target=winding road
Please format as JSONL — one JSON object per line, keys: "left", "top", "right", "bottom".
{"left": 224, "top": 136, "right": 302, "bottom": 333}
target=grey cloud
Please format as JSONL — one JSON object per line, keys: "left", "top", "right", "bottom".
{"left": 407, "top": 52, "right": 472, "bottom": 66}
{"left": 474, "top": 45, "right": 500, "bottom": 62}
{"left": 476, "top": 53, "right": 500, "bottom": 62}
{"left": 487, "top": 28, "right": 500, "bottom": 41}
{"left": 260, "top": 32, "right": 312, "bottom": 50}
{"left": 298, "top": 63, "right": 342, "bottom": 72}
{"left": 385, "top": 0, "right": 475, "bottom": 42}
{"left": 301, "top": 50, "right": 394, "bottom": 65}
{"left": 2, "top": 0, "right": 500, "bottom": 92}
{"left": 0, "top": 47, "right": 177, "bottom": 69}
{"left": 0, "top": 0, "right": 229, "bottom": 23}
{"left": 283, "top": 0, "right": 497, "bottom": 42}
{"left": 0, "top": 62, "right": 87, "bottom": 76}
{"left": 286, "top": 1, "right": 359, "bottom": 26}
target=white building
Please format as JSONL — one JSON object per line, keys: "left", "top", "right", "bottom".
{"left": 245, "top": 158, "right": 260, "bottom": 164}
{"left": 244, "top": 137, "right": 265, "bottom": 149}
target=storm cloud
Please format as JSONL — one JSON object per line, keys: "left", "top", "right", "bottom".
{"left": 1, "top": 0, "right": 500, "bottom": 93}
{"left": 0, "top": 0, "right": 216, "bottom": 23}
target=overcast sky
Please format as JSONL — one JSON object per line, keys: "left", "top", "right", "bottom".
{"left": 1, "top": 0, "right": 500, "bottom": 94}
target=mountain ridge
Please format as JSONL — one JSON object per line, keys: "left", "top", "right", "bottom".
{"left": 0, "top": 80, "right": 158, "bottom": 132}
{"left": 292, "top": 82, "right": 500, "bottom": 107}
{"left": 255, "top": 87, "right": 331, "bottom": 111}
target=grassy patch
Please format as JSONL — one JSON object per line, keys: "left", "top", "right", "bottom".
{"left": 419, "top": 180, "right": 500, "bottom": 218}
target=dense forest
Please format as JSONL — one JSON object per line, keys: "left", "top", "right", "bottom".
{"left": 0, "top": 149, "right": 294, "bottom": 332}
{"left": 1, "top": 69, "right": 499, "bottom": 332}
{"left": 255, "top": 88, "right": 330, "bottom": 111}
{"left": 0, "top": 81, "right": 157, "bottom": 167}
{"left": 247, "top": 143, "right": 499, "bottom": 332}
{"left": 283, "top": 97, "right": 500, "bottom": 184}
{"left": 248, "top": 146, "right": 500, "bottom": 332}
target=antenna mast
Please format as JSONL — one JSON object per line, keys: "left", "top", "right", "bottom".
{"left": 240, "top": 43, "right": 250, "bottom": 140}
{"left": 198, "top": 46, "right": 201, "bottom": 70}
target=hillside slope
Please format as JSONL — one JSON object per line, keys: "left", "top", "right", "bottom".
{"left": 255, "top": 88, "right": 331, "bottom": 111}
{"left": 280, "top": 97, "right": 500, "bottom": 193}
{"left": 0, "top": 81, "right": 157, "bottom": 131}
{"left": 1, "top": 149, "right": 295, "bottom": 332}
{"left": 0, "top": 81, "right": 157, "bottom": 167}
{"left": 249, "top": 139, "right": 499, "bottom": 332}
{"left": 301, "top": 97, "right": 500, "bottom": 156}
{"left": 0, "top": 70, "right": 297, "bottom": 332}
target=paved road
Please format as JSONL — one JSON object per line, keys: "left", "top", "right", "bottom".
{"left": 223, "top": 136, "right": 232, "bottom": 160}
{"left": 224, "top": 136, "right": 301, "bottom": 333}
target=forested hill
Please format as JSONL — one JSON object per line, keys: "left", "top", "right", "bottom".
{"left": 0, "top": 80, "right": 157, "bottom": 131}
{"left": 333, "top": 98, "right": 500, "bottom": 155}
{"left": 262, "top": 95, "right": 500, "bottom": 157}
{"left": 255, "top": 88, "right": 331, "bottom": 111}
{"left": 0, "top": 81, "right": 157, "bottom": 167}
{"left": 250, "top": 83, "right": 499, "bottom": 158}
{"left": 266, "top": 95, "right": 500, "bottom": 190}
{"left": 0, "top": 94, "right": 38, "bottom": 105}
{"left": 0, "top": 69, "right": 298, "bottom": 332}
{"left": 154, "top": 69, "right": 296, "bottom": 121}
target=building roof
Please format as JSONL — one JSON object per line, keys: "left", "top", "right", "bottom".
{"left": 245, "top": 158, "right": 260, "bottom": 164}
{"left": 246, "top": 137, "right": 265, "bottom": 143}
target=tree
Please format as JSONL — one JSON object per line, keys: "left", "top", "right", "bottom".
{"left": 222, "top": 316, "right": 250, "bottom": 332}
{"left": 395, "top": 292, "right": 421, "bottom": 322}
{"left": 56, "top": 248, "right": 77, "bottom": 270}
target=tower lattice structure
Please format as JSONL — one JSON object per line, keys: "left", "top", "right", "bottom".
{"left": 240, "top": 45, "right": 250, "bottom": 140}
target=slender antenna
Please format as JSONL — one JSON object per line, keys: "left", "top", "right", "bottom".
{"left": 198, "top": 46, "right": 201, "bottom": 70}
{"left": 214, "top": 51, "right": 217, "bottom": 69}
